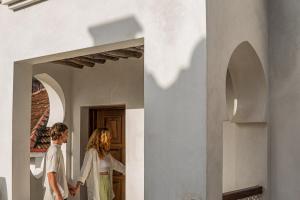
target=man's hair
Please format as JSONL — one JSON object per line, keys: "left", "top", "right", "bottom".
{"left": 50, "top": 123, "right": 68, "bottom": 140}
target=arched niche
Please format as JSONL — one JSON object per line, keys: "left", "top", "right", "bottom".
{"left": 226, "top": 41, "right": 267, "bottom": 123}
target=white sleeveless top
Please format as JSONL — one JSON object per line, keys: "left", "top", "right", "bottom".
{"left": 98, "top": 155, "right": 111, "bottom": 172}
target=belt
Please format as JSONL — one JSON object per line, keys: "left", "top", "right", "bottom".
{"left": 100, "top": 172, "right": 109, "bottom": 175}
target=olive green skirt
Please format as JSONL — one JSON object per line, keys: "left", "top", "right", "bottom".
{"left": 99, "top": 175, "right": 112, "bottom": 200}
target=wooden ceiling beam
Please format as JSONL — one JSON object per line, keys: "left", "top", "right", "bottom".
{"left": 126, "top": 47, "right": 144, "bottom": 54}
{"left": 107, "top": 49, "right": 143, "bottom": 58}
{"left": 90, "top": 53, "right": 120, "bottom": 61}
{"left": 103, "top": 52, "right": 128, "bottom": 59}
{"left": 80, "top": 56, "right": 106, "bottom": 64}
{"left": 51, "top": 45, "right": 144, "bottom": 70}
{"left": 70, "top": 58, "right": 95, "bottom": 67}
{"left": 52, "top": 60, "right": 84, "bottom": 69}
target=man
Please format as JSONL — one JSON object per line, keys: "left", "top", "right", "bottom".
{"left": 43, "top": 123, "right": 75, "bottom": 200}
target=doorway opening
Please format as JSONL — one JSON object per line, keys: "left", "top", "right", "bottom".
{"left": 12, "top": 38, "right": 144, "bottom": 200}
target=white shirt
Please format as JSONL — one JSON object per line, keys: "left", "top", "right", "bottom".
{"left": 43, "top": 144, "right": 68, "bottom": 200}
{"left": 98, "top": 155, "right": 111, "bottom": 172}
{"left": 77, "top": 149, "right": 125, "bottom": 200}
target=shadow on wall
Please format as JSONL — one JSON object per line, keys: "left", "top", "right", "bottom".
{"left": 89, "top": 16, "right": 143, "bottom": 46}
{"left": 83, "top": 16, "right": 144, "bottom": 200}
{"left": 87, "top": 16, "right": 206, "bottom": 200}
{"left": 144, "top": 39, "right": 206, "bottom": 200}
{"left": 0, "top": 177, "right": 8, "bottom": 200}
{"left": 30, "top": 173, "right": 45, "bottom": 200}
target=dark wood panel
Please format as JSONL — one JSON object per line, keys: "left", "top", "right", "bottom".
{"left": 113, "top": 177, "right": 124, "bottom": 200}
{"left": 223, "top": 186, "right": 263, "bottom": 200}
{"left": 89, "top": 106, "right": 125, "bottom": 200}
{"left": 103, "top": 116, "right": 122, "bottom": 145}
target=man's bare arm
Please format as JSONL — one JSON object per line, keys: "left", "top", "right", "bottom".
{"left": 47, "top": 172, "right": 63, "bottom": 200}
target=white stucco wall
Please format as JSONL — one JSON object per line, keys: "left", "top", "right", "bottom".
{"left": 223, "top": 122, "right": 268, "bottom": 193}
{"left": 207, "top": 0, "right": 268, "bottom": 199}
{"left": 126, "top": 109, "right": 144, "bottom": 200}
{"left": 71, "top": 57, "right": 144, "bottom": 200}
{"left": 269, "top": 1, "right": 300, "bottom": 199}
{"left": 0, "top": 0, "right": 206, "bottom": 199}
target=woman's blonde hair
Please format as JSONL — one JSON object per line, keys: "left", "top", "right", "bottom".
{"left": 87, "top": 128, "right": 111, "bottom": 159}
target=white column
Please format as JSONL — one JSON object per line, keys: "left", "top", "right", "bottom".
{"left": 12, "top": 62, "right": 32, "bottom": 200}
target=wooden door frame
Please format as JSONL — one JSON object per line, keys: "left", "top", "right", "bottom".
{"left": 88, "top": 104, "right": 126, "bottom": 110}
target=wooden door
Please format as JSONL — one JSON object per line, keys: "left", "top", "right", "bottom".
{"left": 89, "top": 106, "right": 125, "bottom": 200}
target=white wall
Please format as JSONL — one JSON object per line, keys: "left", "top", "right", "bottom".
{"left": 223, "top": 122, "right": 268, "bottom": 193}
{"left": 0, "top": 0, "right": 206, "bottom": 199}
{"left": 207, "top": 0, "right": 268, "bottom": 199}
{"left": 11, "top": 63, "right": 32, "bottom": 200}
{"left": 269, "top": 1, "right": 300, "bottom": 199}
{"left": 126, "top": 109, "right": 144, "bottom": 200}
{"left": 71, "top": 57, "right": 144, "bottom": 200}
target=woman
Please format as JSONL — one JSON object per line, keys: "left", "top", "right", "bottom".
{"left": 75, "top": 128, "right": 125, "bottom": 200}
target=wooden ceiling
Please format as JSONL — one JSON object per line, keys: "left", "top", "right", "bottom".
{"left": 52, "top": 45, "right": 144, "bottom": 69}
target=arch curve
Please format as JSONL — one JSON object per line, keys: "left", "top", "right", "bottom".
{"left": 226, "top": 41, "right": 267, "bottom": 123}
{"left": 34, "top": 73, "right": 65, "bottom": 127}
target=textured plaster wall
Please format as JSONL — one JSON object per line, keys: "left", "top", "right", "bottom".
{"left": 223, "top": 122, "right": 268, "bottom": 193}
{"left": 207, "top": 0, "right": 268, "bottom": 199}
{"left": 269, "top": 1, "right": 300, "bottom": 199}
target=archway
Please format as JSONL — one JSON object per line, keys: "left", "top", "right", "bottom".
{"left": 34, "top": 73, "right": 65, "bottom": 127}
{"left": 29, "top": 73, "right": 66, "bottom": 200}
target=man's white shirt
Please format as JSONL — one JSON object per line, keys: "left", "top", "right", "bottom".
{"left": 43, "top": 143, "right": 68, "bottom": 200}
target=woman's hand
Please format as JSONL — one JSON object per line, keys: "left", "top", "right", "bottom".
{"left": 73, "top": 182, "right": 81, "bottom": 195}
{"left": 68, "top": 183, "right": 76, "bottom": 196}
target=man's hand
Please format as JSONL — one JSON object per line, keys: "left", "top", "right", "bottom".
{"left": 55, "top": 195, "right": 64, "bottom": 200}
{"left": 74, "top": 183, "right": 80, "bottom": 195}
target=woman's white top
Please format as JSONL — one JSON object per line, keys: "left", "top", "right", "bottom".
{"left": 77, "top": 149, "right": 125, "bottom": 200}
{"left": 98, "top": 155, "right": 111, "bottom": 172}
